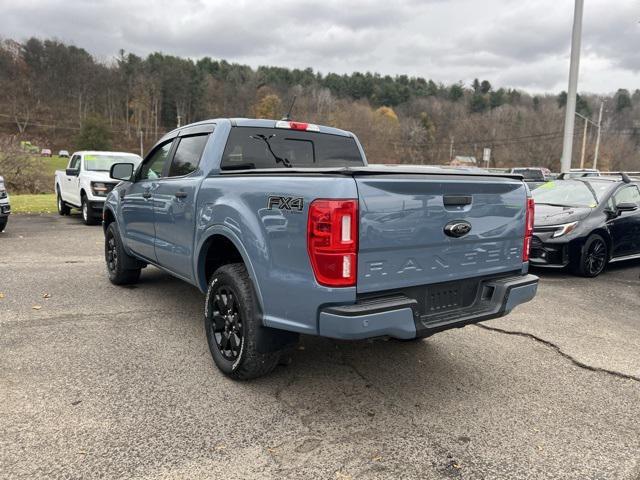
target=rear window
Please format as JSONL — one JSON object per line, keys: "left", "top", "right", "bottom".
{"left": 220, "top": 127, "right": 364, "bottom": 170}
{"left": 513, "top": 169, "right": 545, "bottom": 181}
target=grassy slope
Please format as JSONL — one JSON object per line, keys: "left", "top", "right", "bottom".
{"left": 9, "top": 156, "right": 79, "bottom": 213}
{"left": 10, "top": 194, "right": 57, "bottom": 214}
{"left": 7, "top": 156, "right": 69, "bottom": 213}
{"left": 42, "top": 155, "right": 69, "bottom": 176}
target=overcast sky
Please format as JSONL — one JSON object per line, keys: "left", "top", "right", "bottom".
{"left": 1, "top": 0, "right": 638, "bottom": 94}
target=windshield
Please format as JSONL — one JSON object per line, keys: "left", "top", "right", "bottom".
{"left": 532, "top": 180, "right": 613, "bottom": 208}
{"left": 84, "top": 154, "right": 142, "bottom": 171}
{"left": 221, "top": 127, "right": 364, "bottom": 170}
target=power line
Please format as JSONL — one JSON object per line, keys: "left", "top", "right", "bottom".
{"left": 0, "top": 115, "right": 168, "bottom": 136}
{"left": 393, "top": 131, "right": 573, "bottom": 149}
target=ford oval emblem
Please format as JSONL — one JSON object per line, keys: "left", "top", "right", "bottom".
{"left": 444, "top": 220, "right": 472, "bottom": 238}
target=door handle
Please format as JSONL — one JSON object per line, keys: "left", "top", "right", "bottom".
{"left": 174, "top": 191, "right": 188, "bottom": 199}
{"left": 443, "top": 195, "right": 472, "bottom": 206}
{"left": 142, "top": 191, "right": 152, "bottom": 199}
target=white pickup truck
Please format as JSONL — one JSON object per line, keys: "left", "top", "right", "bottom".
{"left": 55, "top": 151, "right": 142, "bottom": 225}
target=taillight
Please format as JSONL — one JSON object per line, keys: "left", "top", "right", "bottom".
{"left": 523, "top": 197, "right": 535, "bottom": 261}
{"left": 275, "top": 120, "right": 320, "bottom": 132}
{"left": 307, "top": 199, "right": 358, "bottom": 287}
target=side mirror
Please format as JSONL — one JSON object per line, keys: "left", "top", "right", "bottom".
{"left": 65, "top": 168, "right": 79, "bottom": 176}
{"left": 616, "top": 202, "right": 638, "bottom": 213}
{"left": 110, "top": 163, "right": 134, "bottom": 181}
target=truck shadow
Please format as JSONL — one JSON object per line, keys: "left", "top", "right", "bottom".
{"left": 132, "top": 267, "right": 510, "bottom": 421}
{"left": 242, "top": 332, "right": 503, "bottom": 443}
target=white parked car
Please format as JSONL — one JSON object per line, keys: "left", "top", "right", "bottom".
{"left": 54, "top": 151, "right": 142, "bottom": 225}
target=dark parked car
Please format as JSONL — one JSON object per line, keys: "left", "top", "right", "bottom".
{"left": 529, "top": 174, "right": 640, "bottom": 277}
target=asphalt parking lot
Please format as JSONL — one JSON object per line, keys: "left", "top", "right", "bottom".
{"left": 1, "top": 214, "right": 639, "bottom": 480}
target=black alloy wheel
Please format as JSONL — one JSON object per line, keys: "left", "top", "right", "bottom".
{"left": 585, "top": 238, "right": 607, "bottom": 276}
{"left": 210, "top": 286, "right": 244, "bottom": 361}
{"left": 575, "top": 234, "right": 608, "bottom": 277}
{"left": 104, "top": 222, "right": 141, "bottom": 285}
{"left": 106, "top": 230, "right": 118, "bottom": 274}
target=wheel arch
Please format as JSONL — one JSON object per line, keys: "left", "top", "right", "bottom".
{"left": 195, "top": 227, "right": 265, "bottom": 310}
{"left": 103, "top": 206, "right": 116, "bottom": 234}
{"left": 571, "top": 228, "right": 613, "bottom": 260}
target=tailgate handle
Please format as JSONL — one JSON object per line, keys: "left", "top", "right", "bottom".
{"left": 443, "top": 195, "right": 472, "bottom": 206}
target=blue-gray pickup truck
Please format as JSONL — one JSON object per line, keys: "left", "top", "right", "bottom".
{"left": 103, "top": 118, "right": 538, "bottom": 379}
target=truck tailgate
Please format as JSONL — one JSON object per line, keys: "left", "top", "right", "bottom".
{"left": 356, "top": 174, "right": 526, "bottom": 293}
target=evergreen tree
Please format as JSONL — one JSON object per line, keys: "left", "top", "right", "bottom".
{"left": 76, "top": 117, "right": 112, "bottom": 150}
{"left": 448, "top": 83, "right": 464, "bottom": 102}
{"left": 615, "top": 89, "right": 632, "bottom": 112}
{"left": 469, "top": 94, "right": 488, "bottom": 113}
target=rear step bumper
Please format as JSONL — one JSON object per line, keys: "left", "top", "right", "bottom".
{"left": 319, "top": 274, "right": 538, "bottom": 340}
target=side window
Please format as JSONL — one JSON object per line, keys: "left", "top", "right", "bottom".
{"left": 167, "top": 134, "right": 208, "bottom": 177}
{"left": 69, "top": 155, "right": 80, "bottom": 170}
{"left": 613, "top": 186, "right": 640, "bottom": 206}
{"left": 139, "top": 141, "right": 173, "bottom": 180}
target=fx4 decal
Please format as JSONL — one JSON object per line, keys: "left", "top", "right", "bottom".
{"left": 267, "top": 196, "right": 304, "bottom": 212}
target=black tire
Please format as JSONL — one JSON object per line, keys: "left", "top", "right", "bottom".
{"left": 204, "top": 263, "right": 282, "bottom": 380}
{"left": 81, "top": 195, "right": 98, "bottom": 225}
{"left": 105, "top": 222, "right": 141, "bottom": 285}
{"left": 573, "top": 233, "right": 608, "bottom": 277}
{"left": 56, "top": 188, "right": 70, "bottom": 216}
{"left": 0, "top": 216, "right": 7, "bottom": 232}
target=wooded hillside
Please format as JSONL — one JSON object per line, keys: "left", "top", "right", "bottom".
{"left": 1, "top": 37, "right": 639, "bottom": 171}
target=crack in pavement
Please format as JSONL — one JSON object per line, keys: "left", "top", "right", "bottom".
{"left": 476, "top": 323, "right": 640, "bottom": 383}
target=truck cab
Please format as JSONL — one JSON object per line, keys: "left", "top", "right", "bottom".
{"left": 55, "top": 151, "right": 142, "bottom": 225}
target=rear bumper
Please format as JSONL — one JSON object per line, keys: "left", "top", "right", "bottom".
{"left": 318, "top": 274, "right": 538, "bottom": 340}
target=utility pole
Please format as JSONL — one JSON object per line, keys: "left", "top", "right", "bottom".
{"left": 139, "top": 130, "right": 143, "bottom": 157}
{"left": 560, "top": 0, "right": 584, "bottom": 173}
{"left": 575, "top": 106, "right": 602, "bottom": 169}
{"left": 579, "top": 117, "right": 588, "bottom": 168}
{"left": 593, "top": 101, "right": 604, "bottom": 169}
{"left": 449, "top": 137, "right": 454, "bottom": 163}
